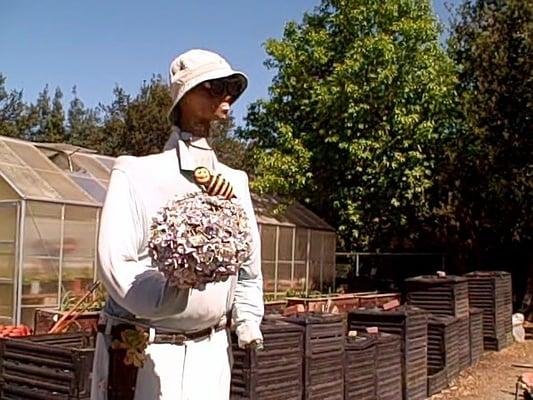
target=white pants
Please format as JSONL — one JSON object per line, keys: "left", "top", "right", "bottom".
{"left": 90, "top": 328, "right": 232, "bottom": 400}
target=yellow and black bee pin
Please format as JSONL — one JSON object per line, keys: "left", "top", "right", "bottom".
{"left": 193, "top": 167, "right": 235, "bottom": 200}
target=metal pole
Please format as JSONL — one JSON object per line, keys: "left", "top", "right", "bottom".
{"left": 11, "top": 201, "right": 20, "bottom": 325}
{"left": 15, "top": 200, "right": 26, "bottom": 325}
{"left": 305, "top": 229, "right": 311, "bottom": 295}
{"left": 93, "top": 209, "right": 100, "bottom": 282}
{"left": 290, "top": 227, "right": 296, "bottom": 287}
{"left": 319, "top": 232, "right": 324, "bottom": 292}
{"left": 274, "top": 226, "right": 279, "bottom": 299}
{"left": 356, "top": 253, "right": 360, "bottom": 277}
{"left": 57, "top": 205, "right": 65, "bottom": 305}
{"left": 332, "top": 234, "right": 337, "bottom": 292}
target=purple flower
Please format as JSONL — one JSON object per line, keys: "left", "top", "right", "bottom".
{"left": 148, "top": 192, "right": 252, "bottom": 289}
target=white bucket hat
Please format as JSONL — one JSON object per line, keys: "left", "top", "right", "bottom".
{"left": 168, "top": 49, "right": 248, "bottom": 122}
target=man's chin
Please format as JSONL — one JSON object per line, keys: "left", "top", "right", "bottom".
{"left": 214, "top": 113, "right": 230, "bottom": 121}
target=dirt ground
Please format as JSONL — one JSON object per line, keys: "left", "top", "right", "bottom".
{"left": 430, "top": 331, "right": 533, "bottom": 400}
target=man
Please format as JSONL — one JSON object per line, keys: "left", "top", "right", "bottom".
{"left": 91, "top": 49, "right": 264, "bottom": 400}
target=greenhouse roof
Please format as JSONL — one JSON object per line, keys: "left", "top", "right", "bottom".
{"left": 0, "top": 136, "right": 334, "bottom": 231}
{"left": 251, "top": 193, "right": 334, "bottom": 231}
{"left": 0, "top": 137, "right": 98, "bottom": 206}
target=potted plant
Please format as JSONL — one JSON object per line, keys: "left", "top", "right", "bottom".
{"left": 34, "top": 282, "right": 106, "bottom": 334}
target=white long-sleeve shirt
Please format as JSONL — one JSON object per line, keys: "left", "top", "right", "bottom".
{"left": 98, "top": 132, "right": 263, "bottom": 340}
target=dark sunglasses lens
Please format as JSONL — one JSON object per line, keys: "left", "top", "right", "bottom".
{"left": 209, "top": 80, "right": 226, "bottom": 97}
{"left": 226, "top": 80, "right": 244, "bottom": 97}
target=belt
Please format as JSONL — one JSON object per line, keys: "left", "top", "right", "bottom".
{"left": 97, "top": 321, "right": 229, "bottom": 345}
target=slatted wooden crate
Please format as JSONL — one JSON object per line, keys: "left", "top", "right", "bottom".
{"left": 427, "top": 314, "right": 459, "bottom": 383}
{"left": 375, "top": 332, "right": 402, "bottom": 400}
{"left": 456, "top": 315, "right": 471, "bottom": 370}
{"left": 427, "top": 369, "right": 448, "bottom": 397}
{"left": 231, "top": 317, "right": 304, "bottom": 400}
{"left": 348, "top": 306, "right": 428, "bottom": 400}
{"left": 0, "top": 332, "right": 94, "bottom": 400}
{"left": 284, "top": 313, "right": 345, "bottom": 400}
{"left": 469, "top": 308, "right": 484, "bottom": 364}
{"left": 405, "top": 275, "right": 469, "bottom": 318}
{"left": 344, "top": 333, "right": 376, "bottom": 400}
{"left": 465, "top": 271, "right": 512, "bottom": 351}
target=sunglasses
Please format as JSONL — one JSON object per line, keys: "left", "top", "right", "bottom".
{"left": 201, "top": 77, "right": 246, "bottom": 98}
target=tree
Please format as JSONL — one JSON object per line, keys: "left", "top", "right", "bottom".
{"left": 210, "top": 116, "right": 252, "bottom": 172}
{"left": 239, "top": 0, "right": 460, "bottom": 251}
{"left": 448, "top": 0, "right": 532, "bottom": 247}
{"left": 447, "top": 0, "right": 533, "bottom": 313}
{"left": 0, "top": 74, "right": 36, "bottom": 139}
{"left": 66, "top": 86, "right": 100, "bottom": 147}
{"left": 92, "top": 76, "right": 172, "bottom": 156}
{"left": 31, "top": 86, "right": 67, "bottom": 143}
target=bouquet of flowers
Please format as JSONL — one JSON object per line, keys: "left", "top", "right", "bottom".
{"left": 148, "top": 192, "right": 252, "bottom": 290}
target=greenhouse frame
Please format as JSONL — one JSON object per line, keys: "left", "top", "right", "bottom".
{"left": 0, "top": 135, "right": 336, "bottom": 326}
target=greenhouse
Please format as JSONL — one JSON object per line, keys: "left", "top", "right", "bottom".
{"left": 0, "top": 135, "right": 336, "bottom": 327}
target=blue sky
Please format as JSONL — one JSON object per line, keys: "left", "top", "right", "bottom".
{"left": 1, "top": 0, "right": 458, "bottom": 127}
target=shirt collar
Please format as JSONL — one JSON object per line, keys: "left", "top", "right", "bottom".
{"left": 166, "top": 127, "right": 219, "bottom": 172}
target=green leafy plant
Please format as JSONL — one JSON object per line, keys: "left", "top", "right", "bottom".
{"left": 238, "top": 0, "right": 460, "bottom": 252}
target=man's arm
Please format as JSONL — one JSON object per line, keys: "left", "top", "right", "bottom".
{"left": 232, "top": 172, "right": 264, "bottom": 347}
{"left": 98, "top": 159, "right": 184, "bottom": 318}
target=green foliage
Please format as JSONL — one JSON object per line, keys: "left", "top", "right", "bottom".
{"left": 0, "top": 72, "right": 252, "bottom": 169}
{"left": 209, "top": 117, "right": 252, "bottom": 172}
{"left": 447, "top": 0, "right": 533, "bottom": 247}
{"left": 31, "top": 86, "right": 67, "bottom": 143}
{"left": 239, "top": 0, "right": 461, "bottom": 251}
{"left": 59, "top": 284, "right": 107, "bottom": 312}
{"left": 0, "top": 74, "right": 36, "bottom": 139}
{"left": 67, "top": 86, "right": 100, "bottom": 147}
{"left": 88, "top": 76, "right": 173, "bottom": 156}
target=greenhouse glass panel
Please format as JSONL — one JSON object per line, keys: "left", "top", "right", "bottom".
{"left": 3, "top": 140, "right": 58, "bottom": 171}
{"left": 260, "top": 225, "right": 276, "bottom": 262}
{"left": 0, "top": 203, "right": 17, "bottom": 324}
{"left": 0, "top": 140, "right": 25, "bottom": 166}
{"left": 24, "top": 202, "right": 62, "bottom": 257}
{"left": 71, "top": 175, "right": 107, "bottom": 204}
{"left": 94, "top": 155, "right": 115, "bottom": 170}
{"left": 0, "top": 283, "right": 13, "bottom": 323}
{"left": 48, "top": 153, "right": 70, "bottom": 170}
{"left": 277, "top": 262, "right": 292, "bottom": 292}
{"left": 309, "top": 232, "right": 323, "bottom": 290}
{"left": 98, "top": 179, "right": 109, "bottom": 190}
{"left": 37, "top": 171, "right": 95, "bottom": 204}
{"left": 62, "top": 206, "right": 97, "bottom": 297}
{"left": 0, "top": 177, "right": 19, "bottom": 199}
{"left": 72, "top": 153, "right": 111, "bottom": 180}
{"left": 0, "top": 254, "right": 15, "bottom": 281}
{"left": 262, "top": 261, "right": 275, "bottom": 292}
{"left": 294, "top": 228, "right": 308, "bottom": 261}
{"left": 277, "top": 227, "right": 293, "bottom": 262}
{"left": 21, "top": 258, "right": 59, "bottom": 307}
{"left": 293, "top": 261, "right": 306, "bottom": 291}
{"left": 310, "top": 231, "right": 322, "bottom": 261}
{"left": 308, "top": 261, "right": 321, "bottom": 291}
{"left": 0, "top": 204, "right": 17, "bottom": 235}
{"left": 21, "top": 306, "right": 41, "bottom": 328}
{"left": 0, "top": 164, "right": 61, "bottom": 200}
{"left": 62, "top": 260, "right": 95, "bottom": 297}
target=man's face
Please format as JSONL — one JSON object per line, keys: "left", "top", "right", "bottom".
{"left": 179, "top": 77, "right": 244, "bottom": 123}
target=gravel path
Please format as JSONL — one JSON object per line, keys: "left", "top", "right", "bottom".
{"left": 430, "top": 340, "right": 533, "bottom": 400}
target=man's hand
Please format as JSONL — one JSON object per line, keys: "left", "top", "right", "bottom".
{"left": 236, "top": 322, "right": 263, "bottom": 350}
